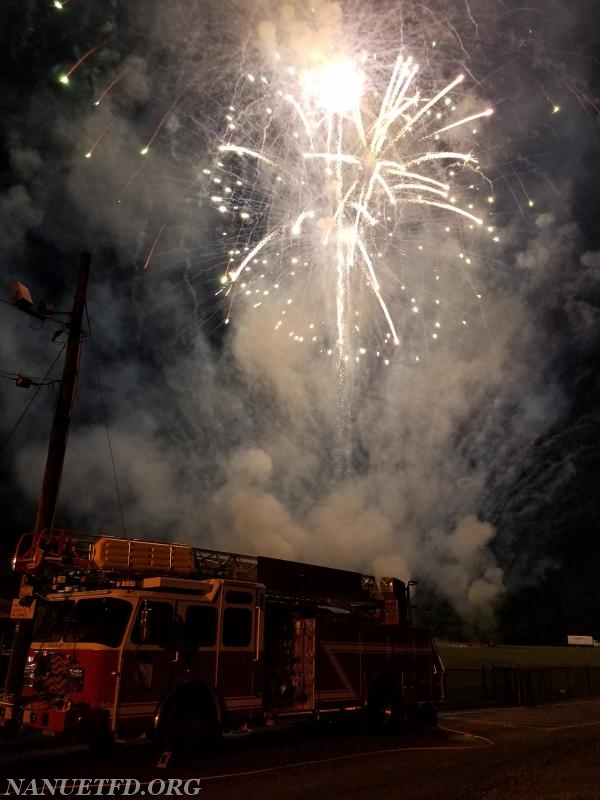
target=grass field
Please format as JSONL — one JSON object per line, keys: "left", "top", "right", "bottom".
{"left": 437, "top": 641, "right": 600, "bottom": 669}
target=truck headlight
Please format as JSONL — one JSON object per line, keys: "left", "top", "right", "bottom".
{"left": 23, "top": 659, "right": 37, "bottom": 688}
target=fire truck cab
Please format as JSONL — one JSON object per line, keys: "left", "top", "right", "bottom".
{"left": 0, "top": 530, "right": 444, "bottom": 751}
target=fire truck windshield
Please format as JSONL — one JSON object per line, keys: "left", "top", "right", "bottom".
{"left": 34, "top": 598, "right": 132, "bottom": 647}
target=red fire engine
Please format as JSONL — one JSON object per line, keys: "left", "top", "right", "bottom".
{"left": 0, "top": 528, "right": 444, "bottom": 751}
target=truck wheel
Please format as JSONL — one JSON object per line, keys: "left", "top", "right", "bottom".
{"left": 162, "top": 696, "right": 220, "bottom": 756}
{"left": 367, "top": 684, "right": 402, "bottom": 731}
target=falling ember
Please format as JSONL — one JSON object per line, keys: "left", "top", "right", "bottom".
{"left": 59, "top": 44, "right": 101, "bottom": 85}
{"left": 84, "top": 119, "right": 115, "bottom": 158}
{"left": 140, "top": 96, "right": 183, "bottom": 156}
{"left": 510, "top": 166, "right": 535, "bottom": 214}
{"left": 143, "top": 221, "right": 167, "bottom": 271}
{"left": 94, "top": 70, "right": 126, "bottom": 106}
{"left": 211, "top": 49, "right": 495, "bottom": 362}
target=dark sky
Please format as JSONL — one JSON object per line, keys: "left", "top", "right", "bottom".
{"left": 1, "top": 0, "right": 599, "bottom": 635}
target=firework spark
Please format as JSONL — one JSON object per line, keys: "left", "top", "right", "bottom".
{"left": 94, "top": 69, "right": 126, "bottom": 107}
{"left": 211, "top": 50, "right": 495, "bottom": 364}
{"left": 58, "top": 44, "right": 100, "bottom": 85}
{"left": 144, "top": 220, "right": 167, "bottom": 270}
{"left": 84, "top": 119, "right": 115, "bottom": 158}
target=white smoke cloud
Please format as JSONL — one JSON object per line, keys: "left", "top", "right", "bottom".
{"left": 2, "top": 0, "right": 598, "bottom": 623}
{"left": 0, "top": 185, "right": 43, "bottom": 256}
{"left": 256, "top": 0, "right": 344, "bottom": 65}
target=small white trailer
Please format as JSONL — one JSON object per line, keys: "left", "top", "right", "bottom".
{"left": 567, "top": 635, "right": 600, "bottom": 647}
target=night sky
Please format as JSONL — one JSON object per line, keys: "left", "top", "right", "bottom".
{"left": 1, "top": 0, "right": 599, "bottom": 642}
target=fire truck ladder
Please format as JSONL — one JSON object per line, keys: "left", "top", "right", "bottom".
{"left": 12, "top": 528, "right": 259, "bottom": 583}
{"left": 12, "top": 529, "right": 382, "bottom": 611}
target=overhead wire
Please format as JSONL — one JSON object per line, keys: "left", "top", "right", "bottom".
{"left": 0, "top": 344, "right": 65, "bottom": 456}
{"left": 0, "top": 296, "right": 69, "bottom": 329}
{"left": 85, "top": 305, "right": 128, "bottom": 539}
{"left": 0, "top": 368, "right": 60, "bottom": 386}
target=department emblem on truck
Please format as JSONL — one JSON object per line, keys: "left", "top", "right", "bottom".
{"left": 0, "top": 528, "right": 444, "bottom": 753}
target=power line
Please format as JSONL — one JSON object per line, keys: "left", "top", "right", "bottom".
{"left": 85, "top": 305, "right": 127, "bottom": 539}
{"left": 0, "top": 296, "right": 68, "bottom": 329}
{"left": 0, "top": 368, "right": 60, "bottom": 386}
{"left": 0, "top": 344, "right": 65, "bottom": 456}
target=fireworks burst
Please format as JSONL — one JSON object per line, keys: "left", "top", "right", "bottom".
{"left": 210, "top": 47, "right": 497, "bottom": 365}
{"left": 43, "top": 1, "right": 598, "bottom": 371}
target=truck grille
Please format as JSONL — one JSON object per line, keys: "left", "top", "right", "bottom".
{"left": 31, "top": 652, "right": 68, "bottom": 696}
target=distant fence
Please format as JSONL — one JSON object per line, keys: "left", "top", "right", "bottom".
{"left": 2, "top": 638, "right": 600, "bottom": 711}
{"left": 445, "top": 665, "right": 600, "bottom": 708}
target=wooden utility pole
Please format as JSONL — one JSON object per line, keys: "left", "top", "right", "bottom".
{"left": 4, "top": 253, "right": 90, "bottom": 698}
{"left": 33, "top": 252, "right": 90, "bottom": 533}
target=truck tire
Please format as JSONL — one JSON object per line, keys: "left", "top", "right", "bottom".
{"left": 159, "top": 692, "right": 221, "bottom": 756}
{"left": 367, "top": 683, "right": 402, "bottom": 731}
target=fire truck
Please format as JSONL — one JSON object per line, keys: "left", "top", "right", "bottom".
{"left": 0, "top": 528, "right": 444, "bottom": 751}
